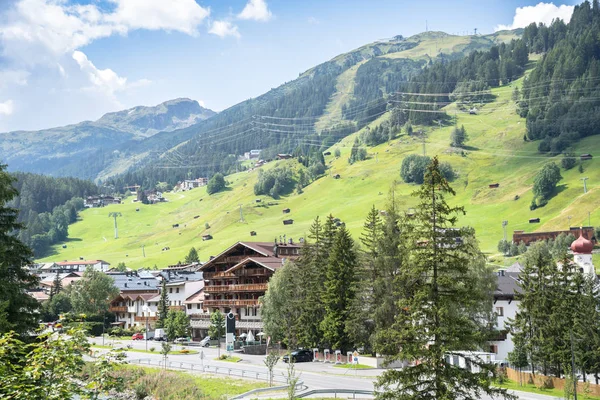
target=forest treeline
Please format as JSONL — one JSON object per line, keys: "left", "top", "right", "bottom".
{"left": 9, "top": 172, "right": 99, "bottom": 257}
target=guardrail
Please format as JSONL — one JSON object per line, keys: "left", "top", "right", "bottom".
{"left": 128, "top": 358, "right": 287, "bottom": 384}
{"left": 296, "top": 389, "right": 375, "bottom": 398}
{"left": 230, "top": 380, "right": 306, "bottom": 400}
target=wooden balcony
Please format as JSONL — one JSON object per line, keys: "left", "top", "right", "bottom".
{"left": 109, "top": 306, "right": 127, "bottom": 312}
{"left": 203, "top": 299, "right": 260, "bottom": 307}
{"left": 134, "top": 316, "right": 158, "bottom": 322}
{"left": 205, "top": 283, "right": 268, "bottom": 293}
{"left": 169, "top": 306, "right": 185, "bottom": 311}
{"left": 203, "top": 271, "right": 237, "bottom": 280}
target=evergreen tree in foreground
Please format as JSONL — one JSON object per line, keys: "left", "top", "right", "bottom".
{"left": 0, "top": 165, "right": 39, "bottom": 335}
{"left": 320, "top": 226, "right": 358, "bottom": 353}
{"left": 156, "top": 279, "right": 169, "bottom": 329}
{"left": 376, "top": 157, "right": 508, "bottom": 400}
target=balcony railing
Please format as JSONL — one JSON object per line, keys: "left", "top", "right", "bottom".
{"left": 134, "top": 316, "right": 158, "bottom": 322}
{"left": 169, "top": 306, "right": 185, "bottom": 311}
{"left": 109, "top": 306, "right": 127, "bottom": 312}
{"left": 203, "top": 272, "right": 237, "bottom": 280}
{"left": 205, "top": 283, "right": 268, "bottom": 293}
{"left": 203, "top": 299, "right": 260, "bottom": 307}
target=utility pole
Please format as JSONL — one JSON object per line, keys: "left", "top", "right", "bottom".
{"left": 588, "top": 211, "right": 591, "bottom": 227}
{"left": 568, "top": 215, "right": 572, "bottom": 228}
{"left": 142, "top": 244, "right": 146, "bottom": 258}
{"left": 239, "top": 204, "right": 244, "bottom": 222}
{"left": 581, "top": 177, "right": 589, "bottom": 194}
{"left": 108, "top": 212, "right": 122, "bottom": 239}
{"left": 502, "top": 220, "right": 508, "bottom": 242}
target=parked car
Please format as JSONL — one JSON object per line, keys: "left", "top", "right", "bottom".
{"left": 174, "top": 337, "right": 191, "bottom": 344}
{"left": 199, "top": 336, "right": 212, "bottom": 347}
{"left": 153, "top": 336, "right": 166, "bottom": 342}
{"left": 131, "top": 333, "right": 144, "bottom": 340}
{"left": 282, "top": 349, "right": 313, "bottom": 363}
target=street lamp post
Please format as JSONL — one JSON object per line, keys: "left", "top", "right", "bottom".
{"left": 143, "top": 305, "right": 149, "bottom": 352}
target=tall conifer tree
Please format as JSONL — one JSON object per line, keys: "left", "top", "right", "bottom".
{"left": 320, "top": 226, "right": 358, "bottom": 353}
{"left": 376, "top": 157, "right": 507, "bottom": 400}
{"left": 156, "top": 279, "right": 169, "bottom": 329}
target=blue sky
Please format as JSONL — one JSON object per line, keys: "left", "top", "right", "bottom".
{"left": 0, "top": 0, "right": 580, "bottom": 131}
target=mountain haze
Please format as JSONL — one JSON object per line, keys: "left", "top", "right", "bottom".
{"left": 0, "top": 98, "right": 215, "bottom": 178}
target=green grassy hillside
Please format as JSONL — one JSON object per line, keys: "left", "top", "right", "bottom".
{"left": 39, "top": 75, "right": 599, "bottom": 269}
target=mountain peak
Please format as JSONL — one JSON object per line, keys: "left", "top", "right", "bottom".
{"left": 96, "top": 98, "right": 216, "bottom": 137}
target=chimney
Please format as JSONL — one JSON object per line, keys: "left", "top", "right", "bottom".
{"left": 279, "top": 235, "right": 282, "bottom": 245}
{"left": 283, "top": 234, "right": 286, "bottom": 245}
{"left": 273, "top": 239, "right": 279, "bottom": 258}
{"left": 124, "top": 283, "right": 127, "bottom": 288}
{"left": 289, "top": 238, "right": 293, "bottom": 244}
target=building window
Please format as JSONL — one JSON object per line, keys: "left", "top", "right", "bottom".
{"left": 496, "top": 307, "right": 504, "bottom": 317}
{"left": 169, "top": 288, "right": 173, "bottom": 293}
{"left": 176, "top": 288, "right": 179, "bottom": 293}
{"left": 187, "top": 304, "right": 191, "bottom": 310}
{"left": 197, "top": 304, "right": 201, "bottom": 309}
{"left": 490, "top": 345, "right": 498, "bottom": 354}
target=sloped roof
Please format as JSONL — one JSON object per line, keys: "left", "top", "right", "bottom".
{"left": 225, "top": 257, "right": 284, "bottom": 273}
{"left": 56, "top": 260, "right": 109, "bottom": 266}
{"left": 199, "top": 241, "right": 300, "bottom": 271}
{"left": 184, "top": 288, "right": 204, "bottom": 304}
{"left": 494, "top": 272, "right": 520, "bottom": 299}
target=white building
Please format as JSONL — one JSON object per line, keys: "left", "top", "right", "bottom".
{"left": 490, "top": 233, "right": 596, "bottom": 363}
{"left": 54, "top": 260, "right": 110, "bottom": 272}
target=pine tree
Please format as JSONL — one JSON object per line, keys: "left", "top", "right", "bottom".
{"left": 50, "top": 271, "right": 62, "bottom": 300}
{"left": 156, "top": 279, "right": 169, "bottom": 329}
{"left": 0, "top": 165, "right": 40, "bottom": 335}
{"left": 185, "top": 247, "right": 199, "bottom": 264}
{"left": 376, "top": 157, "right": 507, "bottom": 399}
{"left": 346, "top": 206, "right": 382, "bottom": 351}
{"left": 297, "top": 217, "right": 326, "bottom": 348}
{"left": 320, "top": 226, "right": 358, "bottom": 353}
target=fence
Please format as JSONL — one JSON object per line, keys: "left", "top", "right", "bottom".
{"left": 296, "top": 389, "right": 375, "bottom": 398}
{"left": 507, "top": 367, "right": 600, "bottom": 396}
{"left": 129, "top": 358, "right": 288, "bottom": 384}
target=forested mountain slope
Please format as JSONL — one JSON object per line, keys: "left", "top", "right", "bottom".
{"left": 37, "top": 74, "right": 600, "bottom": 269}
{"left": 0, "top": 98, "right": 215, "bottom": 179}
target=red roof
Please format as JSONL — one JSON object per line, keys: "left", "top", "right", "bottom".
{"left": 56, "top": 260, "right": 108, "bottom": 266}
{"left": 572, "top": 233, "right": 594, "bottom": 254}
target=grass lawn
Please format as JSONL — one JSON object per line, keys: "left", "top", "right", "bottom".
{"left": 115, "top": 365, "right": 267, "bottom": 398}
{"left": 495, "top": 378, "right": 600, "bottom": 399}
{"left": 333, "top": 363, "right": 372, "bottom": 369}
{"left": 38, "top": 62, "right": 600, "bottom": 270}
{"left": 214, "top": 355, "right": 242, "bottom": 363}
{"left": 91, "top": 344, "right": 198, "bottom": 355}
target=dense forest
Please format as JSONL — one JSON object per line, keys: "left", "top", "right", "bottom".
{"left": 105, "top": 1, "right": 600, "bottom": 191}
{"left": 520, "top": 1, "right": 600, "bottom": 154}
{"left": 10, "top": 173, "right": 99, "bottom": 256}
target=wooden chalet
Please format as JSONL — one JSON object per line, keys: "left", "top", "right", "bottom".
{"left": 196, "top": 241, "right": 301, "bottom": 333}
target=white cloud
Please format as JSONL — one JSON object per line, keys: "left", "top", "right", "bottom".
{"left": 0, "top": 0, "right": 211, "bottom": 62}
{"left": 495, "top": 2, "right": 574, "bottom": 31}
{"left": 107, "top": 0, "right": 210, "bottom": 36}
{"left": 0, "top": 100, "right": 14, "bottom": 116}
{"left": 307, "top": 16, "right": 319, "bottom": 25}
{"left": 209, "top": 20, "right": 241, "bottom": 38}
{"left": 72, "top": 50, "right": 149, "bottom": 96}
{"left": 237, "top": 0, "right": 272, "bottom": 22}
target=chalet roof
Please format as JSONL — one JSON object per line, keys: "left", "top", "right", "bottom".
{"left": 494, "top": 271, "right": 520, "bottom": 299}
{"left": 56, "top": 260, "right": 109, "bottom": 266}
{"left": 198, "top": 241, "right": 301, "bottom": 271}
{"left": 184, "top": 288, "right": 204, "bottom": 304}
{"left": 39, "top": 262, "right": 58, "bottom": 270}
{"left": 505, "top": 262, "right": 523, "bottom": 273}
{"left": 225, "top": 257, "right": 285, "bottom": 273}
{"left": 28, "top": 291, "right": 50, "bottom": 301}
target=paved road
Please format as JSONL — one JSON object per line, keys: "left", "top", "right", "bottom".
{"left": 91, "top": 337, "right": 559, "bottom": 399}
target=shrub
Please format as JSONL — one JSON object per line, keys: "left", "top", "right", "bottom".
{"left": 180, "top": 349, "right": 190, "bottom": 354}
{"left": 561, "top": 153, "right": 577, "bottom": 170}
{"left": 149, "top": 347, "right": 155, "bottom": 352}
{"left": 207, "top": 173, "right": 226, "bottom": 195}
{"left": 134, "top": 383, "right": 149, "bottom": 400}
{"left": 400, "top": 154, "right": 431, "bottom": 184}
